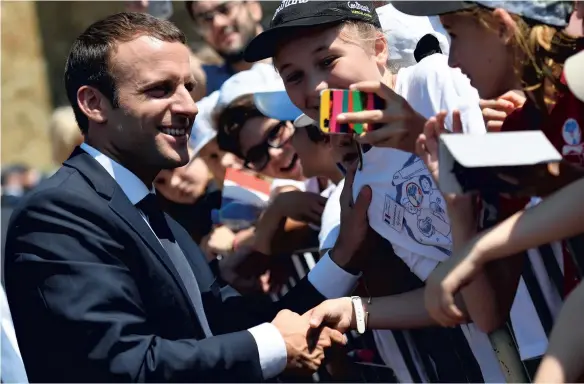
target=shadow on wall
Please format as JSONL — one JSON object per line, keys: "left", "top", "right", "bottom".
{"left": 35, "top": 1, "right": 282, "bottom": 109}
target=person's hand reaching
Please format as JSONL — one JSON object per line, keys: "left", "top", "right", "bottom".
{"left": 271, "top": 309, "right": 347, "bottom": 376}
{"left": 424, "top": 240, "right": 483, "bottom": 327}
{"left": 329, "top": 164, "right": 372, "bottom": 271}
{"left": 304, "top": 298, "right": 355, "bottom": 333}
{"left": 272, "top": 191, "right": 327, "bottom": 225}
{"left": 416, "top": 110, "right": 475, "bottom": 218}
{"left": 479, "top": 90, "right": 526, "bottom": 132}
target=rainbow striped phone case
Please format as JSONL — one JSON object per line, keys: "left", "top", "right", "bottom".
{"left": 319, "top": 89, "right": 385, "bottom": 135}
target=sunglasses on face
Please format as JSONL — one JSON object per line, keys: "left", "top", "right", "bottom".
{"left": 243, "top": 120, "right": 294, "bottom": 172}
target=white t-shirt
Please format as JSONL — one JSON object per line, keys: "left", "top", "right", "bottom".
{"left": 319, "top": 179, "right": 344, "bottom": 252}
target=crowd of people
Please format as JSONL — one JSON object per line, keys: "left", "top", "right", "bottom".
{"left": 1, "top": 0, "right": 584, "bottom": 382}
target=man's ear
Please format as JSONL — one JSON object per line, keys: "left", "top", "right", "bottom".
{"left": 77, "top": 85, "right": 109, "bottom": 125}
{"left": 247, "top": 1, "right": 263, "bottom": 23}
{"left": 492, "top": 8, "right": 517, "bottom": 45}
{"left": 374, "top": 32, "right": 389, "bottom": 67}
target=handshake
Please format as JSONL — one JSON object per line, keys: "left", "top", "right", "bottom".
{"left": 271, "top": 298, "right": 357, "bottom": 376}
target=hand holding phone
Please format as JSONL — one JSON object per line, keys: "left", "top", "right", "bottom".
{"left": 320, "top": 89, "right": 385, "bottom": 135}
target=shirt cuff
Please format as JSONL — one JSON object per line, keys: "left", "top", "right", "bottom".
{"left": 308, "top": 251, "right": 361, "bottom": 299}
{"left": 248, "top": 323, "right": 287, "bottom": 380}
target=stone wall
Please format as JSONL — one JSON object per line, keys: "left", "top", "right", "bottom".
{"left": 1, "top": 1, "right": 54, "bottom": 169}
{"left": 1, "top": 1, "right": 281, "bottom": 170}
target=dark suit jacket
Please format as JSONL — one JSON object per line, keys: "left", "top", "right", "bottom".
{"left": 4, "top": 148, "right": 326, "bottom": 383}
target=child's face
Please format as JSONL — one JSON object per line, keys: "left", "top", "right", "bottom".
{"left": 198, "top": 139, "right": 242, "bottom": 186}
{"left": 274, "top": 24, "right": 387, "bottom": 121}
{"left": 239, "top": 117, "right": 304, "bottom": 180}
{"left": 440, "top": 12, "right": 517, "bottom": 100}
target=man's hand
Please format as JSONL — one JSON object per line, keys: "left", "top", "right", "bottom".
{"left": 304, "top": 298, "right": 355, "bottom": 333}
{"left": 330, "top": 164, "right": 372, "bottom": 270}
{"left": 272, "top": 310, "right": 347, "bottom": 375}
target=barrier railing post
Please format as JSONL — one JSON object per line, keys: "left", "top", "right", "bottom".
{"left": 488, "top": 323, "right": 531, "bottom": 382}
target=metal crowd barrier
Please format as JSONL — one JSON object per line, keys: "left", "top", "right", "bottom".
{"left": 269, "top": 235, "right": 583, "bottom": 383}
{"left": 269, "top": 247, "right": 397, "bottom": 383}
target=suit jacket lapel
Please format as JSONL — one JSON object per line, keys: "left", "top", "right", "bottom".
{"left": 64, "top": 147, "right": 203, "bottom": 331}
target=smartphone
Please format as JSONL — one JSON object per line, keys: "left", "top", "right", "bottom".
{"left": 320, "top": 89, "right": 385, "bottom": 135}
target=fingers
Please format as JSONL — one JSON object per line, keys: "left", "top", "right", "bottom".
{"left": 337, "top": 110, "right": 409, "bottom": 125}
{"left": 479, "top": 98, "right": 515, "bottom": 114}
{"left": 482, "top": 107, "right": 509, "bottom": 122}
{"left": 306, "top": 307, "right": 324, "bottom": 329}
{"left": 486, "top": 120, "right": 504, "bottom": 132}
{"left": 340, "top": 163, "right": 358, "bottom": 209}
{"left": 355, "top": 126, "right": 408, "bottom": 147}
{"left": 498, "top": 90, "right": 526, "bottom": 108}
{"left": 415, "top": 133, "right": 428, "bottom": 161}
{"left": 352, "top": 186, "right": 372, "bottom": 220}
{"left": 349, "top": 81, "right": 403, "bottom": 103}
{"left": 452, "top": 110, "right": 463, "bottom": 134}
{"left": 320, "top": 327, "right": 348, "bottom": 346}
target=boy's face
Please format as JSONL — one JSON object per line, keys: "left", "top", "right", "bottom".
{"left": 198, "top": 138, "right": 242, "bottom": 186}
{"left": 239, "top": 117, "right": 304, "bottom": 180}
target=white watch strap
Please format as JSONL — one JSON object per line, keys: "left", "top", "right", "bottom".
{"left": 351, "top": 296, "right": 366, "bottom": 334}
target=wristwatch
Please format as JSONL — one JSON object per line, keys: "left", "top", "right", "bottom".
{"left": 351, "top": 296, "right": 367, "bottom": 334}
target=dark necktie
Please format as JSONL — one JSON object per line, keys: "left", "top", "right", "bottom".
{"left": 137, "top": 194, "right": 213, "bottom": 337}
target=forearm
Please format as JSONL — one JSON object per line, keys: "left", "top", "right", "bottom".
{"left": 253, "top": 204, "right": 286, "bottom": 254}
{"left": 535, "top": 282, "right": 584, "bottom": 383}
{"left": 471, "top": 178, "right": 584, "bottom": 266}
{"left": 364, "top": 288, "right": 435, "bottom": 329}
{"left": 448, "top": 202, "right": 517, "bottom": 332}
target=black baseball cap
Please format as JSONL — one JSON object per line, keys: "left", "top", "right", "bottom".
{"left": 244, "top": 1, "right": 381, "bottom": 63}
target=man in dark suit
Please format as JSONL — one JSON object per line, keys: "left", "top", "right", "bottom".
{"left": 4, "top": 12, "right": 372, "bottom": 383}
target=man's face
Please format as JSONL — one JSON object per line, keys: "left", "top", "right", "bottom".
{"left": 189, "top": 1, "right": 261, "bottom": 62}
{"left": 106, "top": 35, "right": 198, "bottom": 170}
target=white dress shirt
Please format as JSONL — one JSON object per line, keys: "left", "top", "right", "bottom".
{"left": 80, "top": 143, "right": 360, "bottom": 379}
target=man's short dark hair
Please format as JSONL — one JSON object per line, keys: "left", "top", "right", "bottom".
{"left": 414, "top": 33, "right": 442, "bottom": 63}
{"left": 64, "top": 12, "right": 186, "bottom": 134}
{"left": 215, "top": 94, "right": 264, "bottom": 159}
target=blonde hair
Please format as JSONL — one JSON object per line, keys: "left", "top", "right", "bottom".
{"left": 48, "top": 106, "right": 84, "bottom": 165}
{"left": 459, "top": 7, "right": 578, "bottom": 110}
{"left": 338, "top": 21, "right": 385, "bottom": 54}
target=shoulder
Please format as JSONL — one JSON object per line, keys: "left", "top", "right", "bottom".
{"left": 8, "top": 167, "right": 109, "bottom": 230}
{"left": 408, "top": 54, "right": 474, "bottom": 97}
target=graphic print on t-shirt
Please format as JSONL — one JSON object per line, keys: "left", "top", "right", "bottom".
{"left": 389, "top": 154, "right": 452, "bottom": 254}
{"left": 561, "top": 118, "right": 584, "bottom": 164}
